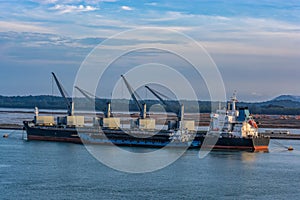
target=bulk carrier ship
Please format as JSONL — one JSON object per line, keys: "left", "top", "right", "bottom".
{"left": 23, "top": 73, "right": 269, "bottom": 151}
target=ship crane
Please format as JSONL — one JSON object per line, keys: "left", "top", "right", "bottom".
{"left": 145, "top": 85, "right": 192, "bottom": 131}
{"left": 121, "top": 75, "right": 146, "bottom": 119}
{"left": 51, "top": 72, "right": 73, "bottom": 116}
{"left": 144, "top": 85, "right": 181, "bottom": 119}
{"left": 74, "top": 86, "right": 112, "bottom": 118}
{"left": 121, "top": 75, "right": 155, "bottom": 130}
{"left": 75, "top": 86, "right": 119, "bottom": 129}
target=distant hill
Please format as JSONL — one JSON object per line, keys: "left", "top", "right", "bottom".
{"left": 237, "top": 95, "right": 300, "bottom": 115}
{"left": 272, "top": 95, "right": 300, "bottom": 102}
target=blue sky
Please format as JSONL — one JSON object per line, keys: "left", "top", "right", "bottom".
{"left": 0, "top": 0, "right": 299, "bottom": 101}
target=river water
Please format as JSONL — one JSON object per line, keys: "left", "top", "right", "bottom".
{"left": 1, "top": 129, "right": 300, "bottom": 199}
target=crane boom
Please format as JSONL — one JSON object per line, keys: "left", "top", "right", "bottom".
{"left": 145, "top": 85, "right": 180, "bottom": 114}
{"left": 75, "top": 86, "right": 96, "bottom": 102}
{"left": 121, "top": 75, "right": 146, "bottom": 118}
{"left": 75, "top": 86, "right": 97, "bottom": 107}
{"left": 145, "top": 85, "right": 167, "bottom": 106}
{"left": 51, "top": 72, "right": 73, "bottom": 116}
{"left": 75, "top": 86, "right": 110, "bottom": 116}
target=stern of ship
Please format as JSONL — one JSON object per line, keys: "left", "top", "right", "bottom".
{"left": 252, "top": 136, "right": 270, "bottom": 152}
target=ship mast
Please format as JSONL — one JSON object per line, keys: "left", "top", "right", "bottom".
{"left": 230, "top": 90, "right": 238, "bottom": 113}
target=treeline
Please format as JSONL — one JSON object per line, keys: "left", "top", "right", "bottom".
{"left": 0, "top": 95, "right": 66, "bottom": 109}
{"left": 0, "top": 95, "right": 300, "bottom": 115}
{"left": 0, "top": 95, "right": 211, "bottom": 113}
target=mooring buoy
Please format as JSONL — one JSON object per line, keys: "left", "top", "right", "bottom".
{"left": 288, "top": 146, "right": 294, "bottom": 151}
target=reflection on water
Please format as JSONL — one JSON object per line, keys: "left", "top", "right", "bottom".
{"left": 241, "top": 151, "right": 257, "bottom": 163}
{"left": 207, "top": 151, "right": 258, "bottom": 163}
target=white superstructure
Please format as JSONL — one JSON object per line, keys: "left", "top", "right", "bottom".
{"left": 209, "top": 93, "right": 258, "bottom": 138}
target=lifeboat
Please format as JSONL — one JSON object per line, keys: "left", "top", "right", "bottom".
{"left": 248, "top": 119, "right": 258, "bottom": 128}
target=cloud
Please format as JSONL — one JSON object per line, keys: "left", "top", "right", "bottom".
{"left": 143, "top": 11, "right": 230, "bottom": 23}
{"left": 121, "top": 6, "right": 134, "bottom": 11}
{"left": 36, "top": 0, "right": 59, "bottom": 4}
{"left": 145, "top": 2, "right": 158, "bottom": 6}
{"left": 0, "top": 21, "right": 52, "bottom": 33}
{"left": 50, "top": 4, "right": 98, "bottom": 14}
{"left": 0, "top": 31, "right": 104, "bottom": 50}
{"left": 136, "top": 10, "right": 300, "bottom": 56}
{"left": 34, "top": 0, "right": 117, "bottom": 4}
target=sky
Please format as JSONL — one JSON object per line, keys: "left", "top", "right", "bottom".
{"left": 0, "top": 0, "right": 299, "bottom": 101}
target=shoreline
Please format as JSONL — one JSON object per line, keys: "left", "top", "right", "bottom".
{"left": 0, "top": 124, "right": 23, "bottom": 130}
